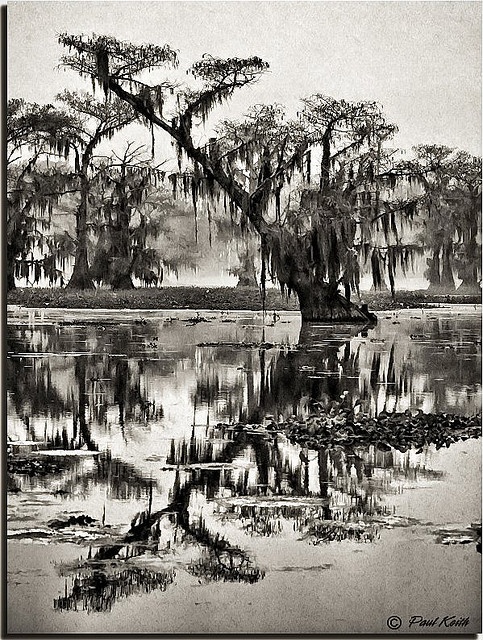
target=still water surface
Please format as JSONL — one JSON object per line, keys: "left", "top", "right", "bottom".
{"left": 6, "top": 306, "right": 482, "bottom": 634}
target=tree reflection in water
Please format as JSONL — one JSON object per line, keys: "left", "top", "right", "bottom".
{"left": 194, "top": 321, "right": 480, "bottom": 426}
{"left": 6, "top": 312, "right": 481, "bottom": 613}
{"left": 54, "top": 566, "right": 175, "bottom": 613}
{"left": 186, "top": 517, "right": 265, "bottom": 584}
{"left": 164, "top": 425, "right": 453, "bottom": 546}
{"left": 54, "top": 470, "right": 265, "bottom": 612}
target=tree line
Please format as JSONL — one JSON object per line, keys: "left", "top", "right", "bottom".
{"left": 7, "top": 33, "right": 481, "bottom": 321}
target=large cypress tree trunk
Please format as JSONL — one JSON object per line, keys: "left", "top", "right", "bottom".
{"left": 67, "top": 178, "right": 95, "bottom": 290}
{"left": 111, "top": 273, "right": 135, "bottom": 290}
{"left": 6, "top": 242, "right": 17, "bottom": 291}
{"left": 292, "top": 276, "right": 375, "bottom": 323}
{"left": 457, "top": 238, "right": 481, "bottom": 294}
{"left": 458, "top": 272, "right": 481, "bottom": 294}
{"left": 425, "top": 248, "right": 441, "bottom": 291}
{"left": 457, "top": 193, "right": 482, "bottom": 294}
{"left": 440, "top": 241, "right": 456, "bottom": 291}
{"left": 426, "top": 242, "right": 456, "bottom": 292}
{"left": 281, "top": 189, "right": 376, "bottom": 323}
{"left": 370, "top": 280, "right": 389, "bottom": 293}
{"left": 108, "top": 212, "right": 135, "bottom": 289}
{"left": 110, "top": 217, "right": 134, "bottom": 290}
{"left": 109, "top": 181, "right": 135, "bottom": 290}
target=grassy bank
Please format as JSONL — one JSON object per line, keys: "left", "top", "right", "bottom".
{"left": 7, "top": 286, "right": 482, "bottom": 311}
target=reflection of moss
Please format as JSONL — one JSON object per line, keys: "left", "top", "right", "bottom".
{"left": 242, "top": 513, "right": 283, "bottom": 537}
{"left": 302, "top": 520, "right": 380, "bottom": 544}
{"left": 221, "top": 502, "right": 400, "bottom": 544}
{"left": 186, "top": 517, "right": 265, "bottom": 584}
{"left": 6, "top": 473, "right": 22, "bottom": 492}
{"left": 8, "top": 451, "right": 156, "bottom": 501}
{"left": 188, "top": 550, "right": 265, "bottom": 584}
{"left": 299, "top": 512, "right": 423, "bottom": 545}
{"left": 54, "top": 566, "right": 175, "bottom": 613}
{"left": 54, "top": 489, "right": 265, "bottom": 614}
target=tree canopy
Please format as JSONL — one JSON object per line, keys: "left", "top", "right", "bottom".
{"left": 56, "top": 34, "right": 412, "bottom": 320}
{"left": 6, "top": 33, "right": 480, "bottom": 316}
{"left": 6, "top": 99, "right": 82, "bottom": 289}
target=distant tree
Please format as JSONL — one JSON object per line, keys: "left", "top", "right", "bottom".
{"left": 151, "top": 196, "right": 200, "bottom": 280}
{"left": 57, "top": 90, "right": 138, "bottom": 289}
{"left": 230, "top": 245, "right": 259, "bottom": 288}
{"left": 89, "top": 143, "right": 168, "bottom": 289}
{"left": 213, "top": 216, "right": 259, "bottom": 288}
{"left": 6, "top": 99, "right": 80, "bottom": 290}
{"left": 448, "top": 151, "right": 481, "bottom": 293}
{"left": 390, "top": 145, "right": 481, "bottom": 293}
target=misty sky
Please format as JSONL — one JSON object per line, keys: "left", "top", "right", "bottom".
{"left": 7, "top": 1, "right": 482, "bottom": 157}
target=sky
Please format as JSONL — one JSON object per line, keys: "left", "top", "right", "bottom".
{"left": 7, "top": 0, "right": 482, "bottom": 157}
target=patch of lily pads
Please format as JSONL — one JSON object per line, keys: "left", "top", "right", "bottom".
{"left": 434, "top": 523, "right": 481, "bottom": 552}
{"left": 7, "top": 456, "right": 69, "bottom": 478}
{"left": 216, "top": 408, "right": 481, "bottom": 453}
{"left": 197, "top": 340, "right": 283, "bottom": 350}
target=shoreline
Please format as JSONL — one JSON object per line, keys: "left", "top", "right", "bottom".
{"left": 7, "top": 286, "right": 482, "bottom": 312}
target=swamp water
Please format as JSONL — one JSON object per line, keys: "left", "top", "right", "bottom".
{"left": 6, "top": 306, "right": 482, "bottom": 634}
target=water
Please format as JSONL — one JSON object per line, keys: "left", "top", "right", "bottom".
{"left": 6, "top": 306, "right": 482, "bottom": 634}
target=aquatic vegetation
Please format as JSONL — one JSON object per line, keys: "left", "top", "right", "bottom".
{"left": 197, "top": 341, "right": 278, "bottom": 349}
{"left": 434, "top": 523, "right": 481, "bottom": 553}
{"left": 300, "top": 519, "right": 380, "bottom": 544}
{"left": 281, "top": 409, "right": 481, "bottom": 453}
{"left": 6, "top": 309, "right": 481, "bottom": 631}
{"left": 48, "top": 514, "right": 97, "bottom": 530}
{"left": 218, "top": 409, "right": 481, "bottom": 453}
{"left": 7, "top": 455, "right": 69, "bottom": 479}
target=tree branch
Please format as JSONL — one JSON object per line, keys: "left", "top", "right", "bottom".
{"left": 107, "top": 77, "right": 270, "bottom": 235}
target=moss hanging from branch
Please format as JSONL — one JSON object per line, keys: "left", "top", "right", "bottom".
{"left": 306, "top": 149, "right": 311, "bottom": 184}
{"left": 191, "top": 180, "right": 198, "bottom": 243}
{"left": 260, "top": 235, "right": 268, "bottom": 315}
{"left": 371, "top": 248, "right": 383, "bottom": 290}
{"left": 57, "top": 35, "right": 442, "bottom": 307}
{"left": 96, "top": 49, "right": 110, "bottom": 95}
{"left": 387, "top": 246, "right": 396, "bottom": 298}
{"left": 207, "top": 205, "right": 212, "bottom": 247}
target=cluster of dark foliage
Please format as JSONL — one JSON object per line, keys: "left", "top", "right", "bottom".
{"left": 48, "top": 514, "right": 97, "bottom": 530}
{"left": 433, "top": 523, "right": 481, "bottom": 553}
{"left": 223, "top": 410, "right": 481, "bottom": 453}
